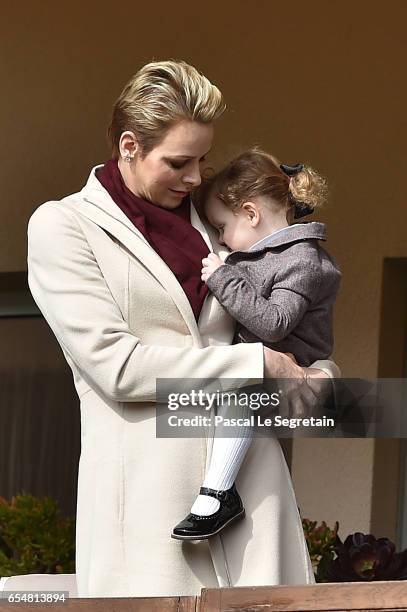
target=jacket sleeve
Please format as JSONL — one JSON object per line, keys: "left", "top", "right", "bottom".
{"left": 206, "top": 259, "right": 321, "bottom": 343}
{"left": 27, "top": 203, "right": 264, "bottom": 403}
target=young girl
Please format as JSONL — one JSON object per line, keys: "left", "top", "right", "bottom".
{"left": 172, "top": 147, "right": 341, "bottom": 540}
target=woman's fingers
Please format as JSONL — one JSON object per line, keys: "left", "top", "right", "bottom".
{"left": 262, "top": 349, "right": 332, "bottom": 423}
{"left": 286, "top": 379, "right": 318, "bottom": 419}
{"left": 263, "top": 348, "right": 304, "bottom": 379}
{"left": 282, "top": 375, "right": 333, "bottom": 422}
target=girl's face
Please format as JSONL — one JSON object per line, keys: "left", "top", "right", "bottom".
{"left": 205, "top": 196, "right": 257, "bottom": 251}
{"left": 120, "top": 120, "right": 213, "bottom": 209}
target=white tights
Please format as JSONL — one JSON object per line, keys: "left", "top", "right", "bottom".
{"left": 190, "top": 401, "right": 253, "bottom": 516}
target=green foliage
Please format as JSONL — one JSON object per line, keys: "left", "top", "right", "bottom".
{"left": 302, "top": 518, "right": 340, "bottom": 582}
{"left": 0, "top": 493, "right": 75, "bottom": 576}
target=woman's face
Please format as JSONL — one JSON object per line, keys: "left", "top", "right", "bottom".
{"left": 123, "top": 120, "right": 214, "bottom": 209}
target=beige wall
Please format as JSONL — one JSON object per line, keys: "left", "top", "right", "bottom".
{"left": 2, "top": 1, "right": 406, "bottom": 540}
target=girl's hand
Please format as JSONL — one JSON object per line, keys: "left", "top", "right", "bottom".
{"left": 201, "top": 253, "right": 224, "bottom": 282}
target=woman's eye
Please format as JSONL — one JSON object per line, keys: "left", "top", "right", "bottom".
{"left": 168, "top": 156, "right": 206, "bottom": 170}
{"left": 169, "top": 161, "right": 186, "bottom": 170}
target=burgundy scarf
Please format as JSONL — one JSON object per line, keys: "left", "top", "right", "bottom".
{"left": 96, "top": 159, "right": 209, "bottom": 321}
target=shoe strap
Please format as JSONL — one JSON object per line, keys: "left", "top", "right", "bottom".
{"left": 199, "top": 485, "right": 234, "bottom": 502}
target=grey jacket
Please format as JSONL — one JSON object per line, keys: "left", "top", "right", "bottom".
{"left": 207, "top": 222, "right": 341, "bottom": 367}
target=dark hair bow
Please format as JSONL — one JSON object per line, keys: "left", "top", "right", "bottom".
{"left": 280, "top": 163, "right": 313, "bottom": 219}
{"left": 292, "top": 202, "right": 314, "bottom": 219}
{"left": 280, "top": 163, "right": 304, "bottom": 176}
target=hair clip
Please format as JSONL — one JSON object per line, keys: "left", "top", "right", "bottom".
{"left": 293, "top": 202, "right": 314, "bottom": 219}
{"left": 280, "top": 163, "right": 304, "bottom": 177}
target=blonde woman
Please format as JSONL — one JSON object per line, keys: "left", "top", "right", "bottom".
{"left": 27, "top": 60, "right": 337, "bottom": 598}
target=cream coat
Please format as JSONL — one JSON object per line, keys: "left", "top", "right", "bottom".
{"left": 27, "top": 167, "right": 319, "bottom": 598}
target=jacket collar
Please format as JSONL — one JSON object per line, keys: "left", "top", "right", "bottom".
{"left": 249, "top": 222, "right": 327, "bottom": 251}
{"left": 62, "top": 166, "right": 225, "bottom": 345}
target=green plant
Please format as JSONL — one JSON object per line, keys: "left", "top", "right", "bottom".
{"left": 302, "top": 518, "right": 340, "bottom": 582}
{"left": 0, "top": 493, "right": 75, "bottom": 576}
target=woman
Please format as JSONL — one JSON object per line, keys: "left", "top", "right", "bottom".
{"left": 27, "top": 60, "right": 336, "bottom": 597}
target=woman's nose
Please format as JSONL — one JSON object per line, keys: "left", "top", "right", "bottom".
{"left": 183, "top": 165, "right": 202, "bottom": 188}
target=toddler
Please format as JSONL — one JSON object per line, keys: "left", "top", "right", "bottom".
{"left": 172, "top": 148, "right": 341, "bottom": 540}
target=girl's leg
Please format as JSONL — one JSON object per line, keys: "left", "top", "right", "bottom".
{"left": 190, "top": 400, "right": 253, "bottom": 516}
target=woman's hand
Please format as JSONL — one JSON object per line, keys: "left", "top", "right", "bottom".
{"left": 263, "top": 347, "right": 331, "bottom": 419}
{"left": 263, "top": 347, "right": 304, "bottom": 379}
{"left": 201, "top": 253, "right": 224, "bottom": 282}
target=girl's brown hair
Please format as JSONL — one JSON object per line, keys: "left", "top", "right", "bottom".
{"left": 196, "top": 147, "right": 328, "bottom": 217}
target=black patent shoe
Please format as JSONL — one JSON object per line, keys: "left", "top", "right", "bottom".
{"left": 171, "top": 483, "right": 245, "bottom": 540}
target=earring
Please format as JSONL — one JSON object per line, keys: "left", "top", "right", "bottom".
{"left": 124, "top": 155, "right": 133, "bottom": 163}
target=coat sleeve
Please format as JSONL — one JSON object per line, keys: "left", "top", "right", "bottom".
{"left": 206, "top": 258, "right": 321, "bottom": 343}
{"left": 27, "top": 203, "right": 264, "bottom": 403}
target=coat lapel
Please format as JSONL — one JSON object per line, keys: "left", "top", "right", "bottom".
{"left": 70, "top": 167, "right": 230, "bottom": 344}
{"left": 190, "top": 202, "right": 232, "bottom": 330}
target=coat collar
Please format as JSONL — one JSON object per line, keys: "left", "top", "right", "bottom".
{"left": 64, "top": 166, "right": 225, "bottom": 344}
{"left": 249, "top": 222, "right": 327, "bottom": 251}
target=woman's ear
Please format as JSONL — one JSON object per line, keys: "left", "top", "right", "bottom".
{"left": 118, "top": 131, "right": 139, "bottom": 162}
{"left": 241, "top": 201, "right": 260, "bottom": 227}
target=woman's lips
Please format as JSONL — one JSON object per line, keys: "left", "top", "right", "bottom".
{"left": 170, "top": 189, "right": 188, "bottom": 197}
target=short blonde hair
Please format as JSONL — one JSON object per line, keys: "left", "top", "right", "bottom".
{"left": 108, "top": 60, "right": 226, "bottom": 158}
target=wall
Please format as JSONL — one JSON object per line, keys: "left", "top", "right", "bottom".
{"left": 1, "top": 0, "right": 406, "bottom": 540}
